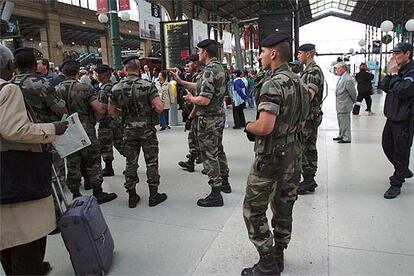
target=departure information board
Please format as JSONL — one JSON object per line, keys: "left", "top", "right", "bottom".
{"left": 161, "top": 20, "right": 191, "bottom": 69}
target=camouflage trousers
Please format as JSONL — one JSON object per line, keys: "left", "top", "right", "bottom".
{"left": 197, "top": 115, "right": 229, "bottom": 188}
{"left": 66, "top": 130, "right": 103, "bottom": 192}
{"left": 301, "top": 116, "right": 322, "bottom": 180}
{"left": 98, "top": 118, "right": 124, "bottom": 162}
{"left": 243, "top": 141, "right": 301, "bottom": 253}
{"left": 188, "top": 116, "right": 200, "bottom": 157}
{"left": 123, "top": 125, "right": 160, "bottom": 191}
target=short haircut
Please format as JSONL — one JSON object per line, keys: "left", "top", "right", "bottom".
{"left": 0, "top": 45, "right": 13, "bottom": 70}
{"left": 406, "top": 50, "right": 413, "bottom": 60}
{"left": 62, "top": 60, "right": 80, "bottom": 77}
{"left": 13, "top": 48, "right": 36, "bottom": 70}
{"left": 273, "top": 42, "right": 291, "bottom": 62}
{"left": 203, "top": 43, "right": 218, "bottom": 58}
{"left": 38, "top": 58, "right": 50, "bottom": 70}
{"left": 159, "top": 70, "right": 167, "bottom": 80}
{"left": 125, "top": 59, "right": 140, "bottom": 71}
{"left": 337, "top": 62, "right": 348, "bottom": 71}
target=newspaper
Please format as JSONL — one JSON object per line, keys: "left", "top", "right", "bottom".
{"left": 52, "top": 113, "right": 91, "bottom": 158}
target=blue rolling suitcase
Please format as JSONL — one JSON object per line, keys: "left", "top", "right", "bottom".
{"left": 58, "top": 196, "right": 114, "bottom": 276}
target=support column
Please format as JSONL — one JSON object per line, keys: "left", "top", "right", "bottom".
{"left": 100, "top": 35, "right": 112, "bottom": 65}
{"left": 293, "top": 0, "right": 300, "bottom": 60}
{"left": 109, "top": 0, "right": 122, "bottom": 70}
{"left": 40, "top": 13, "right": 63, "bottom": 64}
{"left": 233, "top": 19, "right": 243, "bottom": 69}
{"left": 175, "top": 0, "right": 183, "bottom": 20}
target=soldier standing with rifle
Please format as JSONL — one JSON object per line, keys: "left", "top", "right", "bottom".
{"left": 296, "top": 43, "right": 325, "bottom": 195}
{"left": 171, "top": 39, "right": 231, "bottom": 207}
{"left": 109, "top": 56, "right": 167, "bottom": 208}
{"left": 242, "top": 32, "right": 309, "bottom": 275}
{"left": 178, "top": 53, "right": 202, "bottom": 173}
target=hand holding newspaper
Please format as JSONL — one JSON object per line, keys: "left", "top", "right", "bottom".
{"left": 52, "top": 113, "right": 91, "bottom": 158}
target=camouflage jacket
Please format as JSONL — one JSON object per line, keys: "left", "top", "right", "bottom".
{"left": 300, "top": 60, "right": 325, "bottom": 120}
{"left": 110, "top": 73, "right": 159, "bottom": 128}
{"left": 255, "top": 64, "right": 309, "bottom": 154}
{"left": 11, "top": 71, "right": 66, "bottom": 123}
{"left": 55, "top": 78, "right": 98, "bottom": 131}
{"left": 183, "top": 71, "right": 201, "bottom": 114}
{"left": 98, "top": 80, "right": 114, "bottom": 123}
{"left": 195, "top": 58, "right": 226, "bottom": 116}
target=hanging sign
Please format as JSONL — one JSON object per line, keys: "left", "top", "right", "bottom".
{"left": 118, "top": 0, "right": 130, "bottom": 11}
{"left": 244, "top": 25, "right": 250, "bottom": 49}
{"left": 97, "top": 0, "right": 109, "bottom": 14}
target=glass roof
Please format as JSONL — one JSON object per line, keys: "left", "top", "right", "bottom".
{"left": 309, "top": 0, "right": 357, "bottom": 18}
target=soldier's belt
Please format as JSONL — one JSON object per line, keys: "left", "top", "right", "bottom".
{"left": 197, "top": 113, "right": 225, "bottom": 117}
{"left": 273, "top": 133, "right": 298, "bottom": 146}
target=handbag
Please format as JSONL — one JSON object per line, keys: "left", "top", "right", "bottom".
{"left": 0, "top": 150, "right": 52, "bottom": 204}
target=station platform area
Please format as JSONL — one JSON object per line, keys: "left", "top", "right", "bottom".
{"left": 8, "top": 72, "right": 414, "bottom": 276}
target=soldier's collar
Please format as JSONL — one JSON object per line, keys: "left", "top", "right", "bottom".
{"left": 205, "top": 57, "right": 218, "bottom": 66}
{"left": 271, "top": 63, "right": 289, "bottom": 76}
{"left": 19, "top": 69, "right": 35, "bottom": 74}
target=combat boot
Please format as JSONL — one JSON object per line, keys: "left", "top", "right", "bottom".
{"left": 201, "top": 168, "right": 208, "bottom": 175}
{"left": 297, "top": 177, "right": 318, "bottom": 195}
{"left": 195, "top": 153, "right": 202, "bottom": 164}
{"left": 273, "top": 244, "right": 286, "bottom": 272}
{"left": 71, "top": 188, "right": 82, "bottom": 200}
{"left": 178, "top": 158, "right": 195, "bottom": 172}
{"left": 149, "top": 187, "right": 167, "bottom": 207}
{"left": 93, "top": 189, "right": 117, "bottom": 205}
{"left": 197, "top": 187, "right": 223, "bottom": 207}
{"left": 221, "top": 176, "right": 232, "bottom": 193}
{"left": 127, "top": 188, "right": 140, "bottom": 208}
{"left": 241, "top": 252, "right": 280, "bottom": 276}
{"left": 102, "top": 161, "right": 114, "bottom": 177}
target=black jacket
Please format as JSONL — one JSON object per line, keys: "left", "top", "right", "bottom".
{"left": 355, "top": 70, "right": 374, "bottom": 94}
{"left": 381, "top": 60, "right": 414, "bottom": 122}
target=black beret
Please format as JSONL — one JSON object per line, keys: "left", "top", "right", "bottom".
{"left": 261, "top": 32, "right": 290, "bottom": 47}
{"left": 185, "top": 54, "right": 199, "bottom": 63}
{"left": 232, "top": 68, "right": 241, "bottom": 74}
{"left": 95, "top": 64, "right": 111, "bottom": 73}
{"left": 13, "top": 47, "right": 35, "bottom": 56}
{"left": 392, "top": 42, "right": 413, "bottom": 53}
{"left": 298, "top": 43, "right": 315, "bottom": 52}
{"left": 197, "top": 39, "right": 217, "bottom": 49}
{"left": 122, "top": 55, "right": 140, "bottom": 65}
{"left": 61, "top": 59, "right": 79, "bottom": 68}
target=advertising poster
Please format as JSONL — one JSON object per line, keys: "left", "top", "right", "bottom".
{"left": 191, "top": 19, "right": 208, "bottom": 49}
{"left": 222, "top": 30, "right": 232, "bottom": 54}
{"left": 138, "top": 0, "right": 160, "bottom": 41}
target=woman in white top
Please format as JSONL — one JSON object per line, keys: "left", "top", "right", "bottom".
{"left": 155, "top": 71, "right": 175, "bottom": 130}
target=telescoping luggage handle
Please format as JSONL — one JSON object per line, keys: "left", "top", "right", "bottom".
{"left": 51, "top": 164, "right": 69, "bottom": 214}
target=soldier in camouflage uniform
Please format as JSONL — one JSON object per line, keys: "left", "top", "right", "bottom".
{"left": 178, "top": 54, "right": 202, "bottom": 173}
{"left": 55, "top": 60, "right": 117, "bottom": 205}
{"left": 297, "top": 43, "right": 325, "bottom": 195}
{"left": 172, "top": 39, "right": 231, "bottom": 207}
{"left": 95, "top": 64, "right": 124, "bottom": 177}
{"left": 11, "top": 47, "right": 67, "bottom": 194}
{"left": 242, "top": 33, "right": 309, "bottom": 276}
{"left": 108, "top": 56, "right": 167, "bottom": 208}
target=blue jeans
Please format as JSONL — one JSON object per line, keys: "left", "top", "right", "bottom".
{"left": 160, "top": 109, "right": 169, "bottom": 128}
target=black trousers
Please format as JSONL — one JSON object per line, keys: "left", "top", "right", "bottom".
{"left": 0, "top": 236, "right": 47, "bottom": 275}
{"left": 352, "top": 93, "right": 372, "bottom": 114}
{"left": 382, "top": 119, "right": 414, "bottom": 187}
{"left": 232, "top": 103, "right": 246, "bottom": 128}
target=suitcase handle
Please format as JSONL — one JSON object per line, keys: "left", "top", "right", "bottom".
{"left": 71, "top": 199, "right": 85, "bottom": 208}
